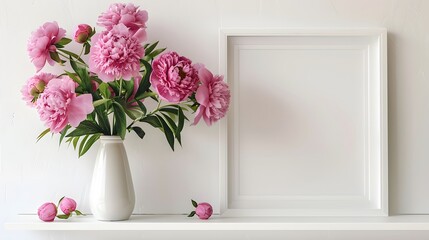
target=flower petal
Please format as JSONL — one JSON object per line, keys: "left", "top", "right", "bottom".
{"left": 133, "top": 28, "right": 147, "bottom": 42}
{"left": 67, "top": 94, "right": 94, "bottom": 127}
{"left": 195, "top": 85, "right": 210, "bottom": 106}
{"left": 193, "top": 106, "right": 204, "bottom": 125}
{"left": 198, "top": 67, "right": 213, "bottom": 85}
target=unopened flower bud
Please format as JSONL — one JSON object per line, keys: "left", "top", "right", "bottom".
{"left": 38, "top": 202, "right": 57, "bottom": 222}
{"left": 74, "top": 24, "right": 92, "bottom": 43}
{"left": 188, "top": 199, "right": 213, "bottom": 220}
{"left": 59, "top": 197, "right": 77, "bottom": 215}
{"left": 195, "top": 202, "right": 213, "bottom": 220}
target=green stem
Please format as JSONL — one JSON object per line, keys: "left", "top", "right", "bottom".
{"left": 78, "top": 46, "right": 85, "bottom": 58}
{"left": 119, "top": 79, "right": 123, "bottom": 98}
{"left": 148, "top": 99, "right": 162, "bottom": 115}
{"left": 156, "top": 99, "right": 162, "bottom": 110}
{"left": 57, "top": 51, "right": 69, "bottom": 60}
{"left": 112, "top": 112, "right": 116, "bottom": 136}
{"left": 57, "top": 50, "right": 88, "bottom": 67}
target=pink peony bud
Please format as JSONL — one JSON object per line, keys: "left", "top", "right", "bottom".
{"left": 189, "top": 200, "right": 213, "bottom": 220}
{"left": 59, "top": 197, "right": 77, "bottom": 215}
{"left": 195, "top": 202, "right": 213, "bottom": 220}
{"left": 74, "top": 24, "right": 92, "bottom": 43}
{"left": 37, "top": 202, "right": 57, "bottom": 222}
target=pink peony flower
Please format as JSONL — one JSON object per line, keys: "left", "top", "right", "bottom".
{"left": 195, "top": 202, "right": 213, "bottom": 220}
{"left": 97, "top": 3, "right": 148, "bottom": 35}
{"left": 150, "top": 52, "right": 199, "bottom": 103}
{"left": 59, "top": 197, "right": 77, "bottom": 215}
{"left": 21, "top": 72, "right": 56, "bottom": 106}
{"left": 193, "top": 67, "right": 230, "bottom": 126}
{"left": 36, "top": 77, "right": 94, "bottom": 133}
{"left": 27, "top": 21, "right": 66, "bottom": 72}
{"left": 74, "top": 24, "right": 92, "bottom": 43}
{"left": 38, "top": 202, "right": 57, "bottom": 222}
{"left": 89, "top": 23, "right": 145, "bottom": 82}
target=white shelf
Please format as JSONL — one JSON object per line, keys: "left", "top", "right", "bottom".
{"left": 6, "top": 215, "right": 429, "bottom": 231}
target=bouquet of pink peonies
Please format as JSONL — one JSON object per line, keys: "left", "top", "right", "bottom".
{"left": 22, "top": 3, "right": 230, "bottom": 157}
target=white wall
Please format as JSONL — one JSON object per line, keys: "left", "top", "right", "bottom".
{"left": 1, "top": 0, "right": 429, "bottom": 239}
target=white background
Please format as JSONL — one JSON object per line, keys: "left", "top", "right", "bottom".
{"left": 1, "top": 0, "right": 429, "bottom": 239}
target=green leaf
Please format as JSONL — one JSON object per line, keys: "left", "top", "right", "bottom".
{"left": 79, "top": 134, "right": 100, "bottom": 157}
{"left": 59, "top": 125, "right": 71, "bottom": 145}
{"left": 123, "top": 107, "right": 137, "bottom": 120}
{"left": 144, "top": 48, "right": 166, "bottom": 61}
{"left": 177, "top": 107, "right": 185, "bottom": 135}
{"left": 58, "top": 196, "right": 65, "bottom": 206}
{"left": 159, "top": 107, "right": 179, "bottom": 116}
{"left": 160, "top": 113, "right": 177, "bottom": 133}
{"left": 54, "top": 43, "right": 64, "bottom": 49}
{"left": 191, "top": 199, "right": 198, "bottom": 208}
{"left": 90, "top": 27, "right": 96, "bottom": 38}
{"left": 87, "top": 111, "right": 96, "bottom": 122}
{"left": 125, "top": 105, "right": 144, "bottom": 121}
{"left": 156, "top": 115, "right": 175, "bottom": 151}
{"left": 83, "top": 42, "right": 91, "bottom": 55}
{"left": 64, "top": 71, "right": 81, "bottom": 84}
{"left": 36, "top": 128, "right": 50, "bottom": 142}
{"left": 131, "top": 126, "right": 145, "bottom": 139}
{"left": 95, "top": 107, "right": 111, "bottom": 135}
{"left": 108, "top": 82, "right": 120, "bottom": 96}
{"left": 65, "top": 137, "right": 73, "bottom": 144}
{"left": 123, "top": 79, "right": 135, "bottom": 101}
{"left": 72, "top": 137, "right": 80, "bottom": 150}
{"left": 140, "top": 115, "right": 161, "bottom": 128}
{"left": 99, "top": 83, "right": 111, "bottom": 99}
{"left": 176, "top": 107, "right": 185, "bottom": 146}
{"left": 176, "top": 132, "right": 182, "bottom": 146}
{"left": 66, "top": 120, "right": 104, "bottom": 137}
{"left": 136, "top": 60, "right": 152, "bottom": 96}
{"left": 137, "top": 101, "right": 147, "bottom": 115}
{"left": 56, "top": 214, "right": 71, "bottom": 219}
{"left": 78, "top": 135, "right": 89, "bottom": 157}
{"left": 189, "top": 103, "right": 199, "bottom": 113}
{"left": 112, "top": 102, "right": 127, "bottom": 139}
{"left": 135, "top": 91, "right": 156, "bottom": 101}
{"left": 159, "top": 105, "right": 188, "bottom": 121}
{"left": 70, "top": 58, "right": 91, "bottom": 92}
{"left": 144, "top": 41, "right": 159, "bottom": 55}
{"left": 93, "top": 98, "right": 111, "bottom": 107}
{"left": 187, "top": 211, "right": 196, "bottom": 217}
{"left": 49, "top": 51, "right": 64, "bottom": 64}
{"left": 57, "top": 37, "right": 72, "bottom": 45}
{"left": 74, "top": 210, "right": 85, "bottom": 216}
{"left": 58, "top": 49, "right": 85, "bottom": 64}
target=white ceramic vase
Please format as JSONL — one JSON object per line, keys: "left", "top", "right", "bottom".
{"left": 89, "top": 136, "right": 135, "bottom": 221}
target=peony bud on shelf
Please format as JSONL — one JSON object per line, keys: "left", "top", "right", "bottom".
{"left": 37, "top": 203, "right": 57, "bottom": 222}
{"left": 195, "top": 202, "right": 213, "bottom": 220}
{"left": 59, "top": 197, "right": 77, "bottom": 215}
{"left": 188, "top": 199, "right": 213, "bottom": 220}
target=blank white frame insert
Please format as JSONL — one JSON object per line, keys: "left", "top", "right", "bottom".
{"left": 219, "top": 29, "right": 388, "bottom": 216}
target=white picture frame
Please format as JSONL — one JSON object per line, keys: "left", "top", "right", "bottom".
{"left": 219, "top": 29, "right": 388, "bottom": 216}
